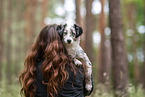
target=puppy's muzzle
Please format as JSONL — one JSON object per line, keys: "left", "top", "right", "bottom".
{"left": 67, "top": 39, "right": 71, "bottom": 44}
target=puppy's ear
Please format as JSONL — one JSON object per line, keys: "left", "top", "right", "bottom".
{"left": 74, "top": 24, "right": 83, "bottom": 38}
{"left": 56, "top": 24, "right": 67, "bottom": 39}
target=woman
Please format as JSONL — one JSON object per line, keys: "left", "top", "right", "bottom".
{"left": 19, "top": 24, "right": 93, "bottom": 97}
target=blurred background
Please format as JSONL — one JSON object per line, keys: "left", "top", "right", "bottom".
{"left": 0, "top": 0, "right": 145, "bottom": 97}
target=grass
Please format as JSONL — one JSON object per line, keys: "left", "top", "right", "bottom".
{"left": 0, "top": 81, "right": 145, "bottom": 97}
{"left": 128, "top": 84, "right": 145, "bottom": 97}
{"left": 0, "top": 84, "right": 21, "bottom": 97}
{"left": 0, "top": 79, "right": 21, "bottom": 97}
{"left": 93, "top": 84, "right": 145, "bottom": 97}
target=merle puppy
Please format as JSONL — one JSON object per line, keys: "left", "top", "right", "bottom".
{"left": 57, "top": 24, "right": 92, "bottom": 90}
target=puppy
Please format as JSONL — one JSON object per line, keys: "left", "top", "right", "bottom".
{"left": 57, "top": 24, "right": 92, "bottom": 90}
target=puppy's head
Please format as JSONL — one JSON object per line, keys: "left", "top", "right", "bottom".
{"left": 57, "top": 24, "right": 83, "bottom": 45}
{"left": 63, "top": 24, "right": 76, "bottom": 45}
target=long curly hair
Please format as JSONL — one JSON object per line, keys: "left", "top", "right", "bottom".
{"left": 19, "top": 24, "right": 76, "bottom": 97}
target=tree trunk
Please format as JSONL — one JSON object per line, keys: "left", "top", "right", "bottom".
{"left": 41, "top": 0, "right": 47, "bottom": 27}
{"left": 14, "top": 0, "right": 23, "bottom": 77}
{"left": 85, "top": 0, "right": 94, "bottom": 62}
{"left": 132, "top": 35, "right": 140, "bottom": 85}
{"left": 25, "top": 0, "right": 37, "bottom": 49}
{"left": 0, "top": 0, "right": 4, "bottom": 85}
{"left": 75, "top": 0, "right": 81, "bottom": 25}
{"left": 109, "top": 0, "right": 128, "bottom": 96}
{"left": 75, "top": 0, "right": 85, "bottom": 50}
{"left": 142, "top": 0, "right": 145, "bottom": 89}
{"left": 6, "top": 0, "right": 13, "bottom": 84}
{"left": 98, "top": 0, "right": 111, "bottom": 88}
{"left": 127, "top": 3, "right": 140, "bottom": 85}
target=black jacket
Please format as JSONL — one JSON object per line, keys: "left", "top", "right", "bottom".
{"left": 35, "top": 59, "right": 94, "bottom": 97}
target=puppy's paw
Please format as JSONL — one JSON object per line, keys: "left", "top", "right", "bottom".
{"left": 75, "top": 60, "right": 82, "bottom": 66}
{"left": 86, "top": 84, "right": 92, "bottom": 91}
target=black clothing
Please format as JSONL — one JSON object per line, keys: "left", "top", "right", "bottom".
{"left": 35, "top": 59, "right": 93, "bottom": 97}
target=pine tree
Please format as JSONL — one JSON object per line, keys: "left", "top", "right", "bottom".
{"left": 109, "top": 0, "right": 128, "bottom": 96}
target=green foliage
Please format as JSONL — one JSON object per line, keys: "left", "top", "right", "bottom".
{"left": 93, "top": 84, "right": 114, "bottom": 97}
{"left": 93, "top": 84, "right": 145, "bottom": 97}
{"left": 128, "top": 85, "right": 145, "bottom": 97}
{"left": 0, "top": 81, "right": 21, "bottom": 97}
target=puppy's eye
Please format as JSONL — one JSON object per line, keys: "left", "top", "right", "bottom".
{"left": 64, "top": 32, "right": 67, "bottom": 35}
{"left": 72, "top": 32, "right": 75, "bottom": 36}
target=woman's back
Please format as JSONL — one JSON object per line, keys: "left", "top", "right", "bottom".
{"left": 35, "top": 59, "right": 93, "bottom": 97}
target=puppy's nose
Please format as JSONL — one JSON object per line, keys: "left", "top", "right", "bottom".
{"left": 67, "top": 40, "right": 71, "bottom": 44}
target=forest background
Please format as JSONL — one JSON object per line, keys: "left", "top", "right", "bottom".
{"left": 0, "top": 0, "right": 145, "bottom": 97}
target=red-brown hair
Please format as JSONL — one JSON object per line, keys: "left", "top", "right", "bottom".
{"left": 19, "top": 24, "right": 76, "bottom": 97}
